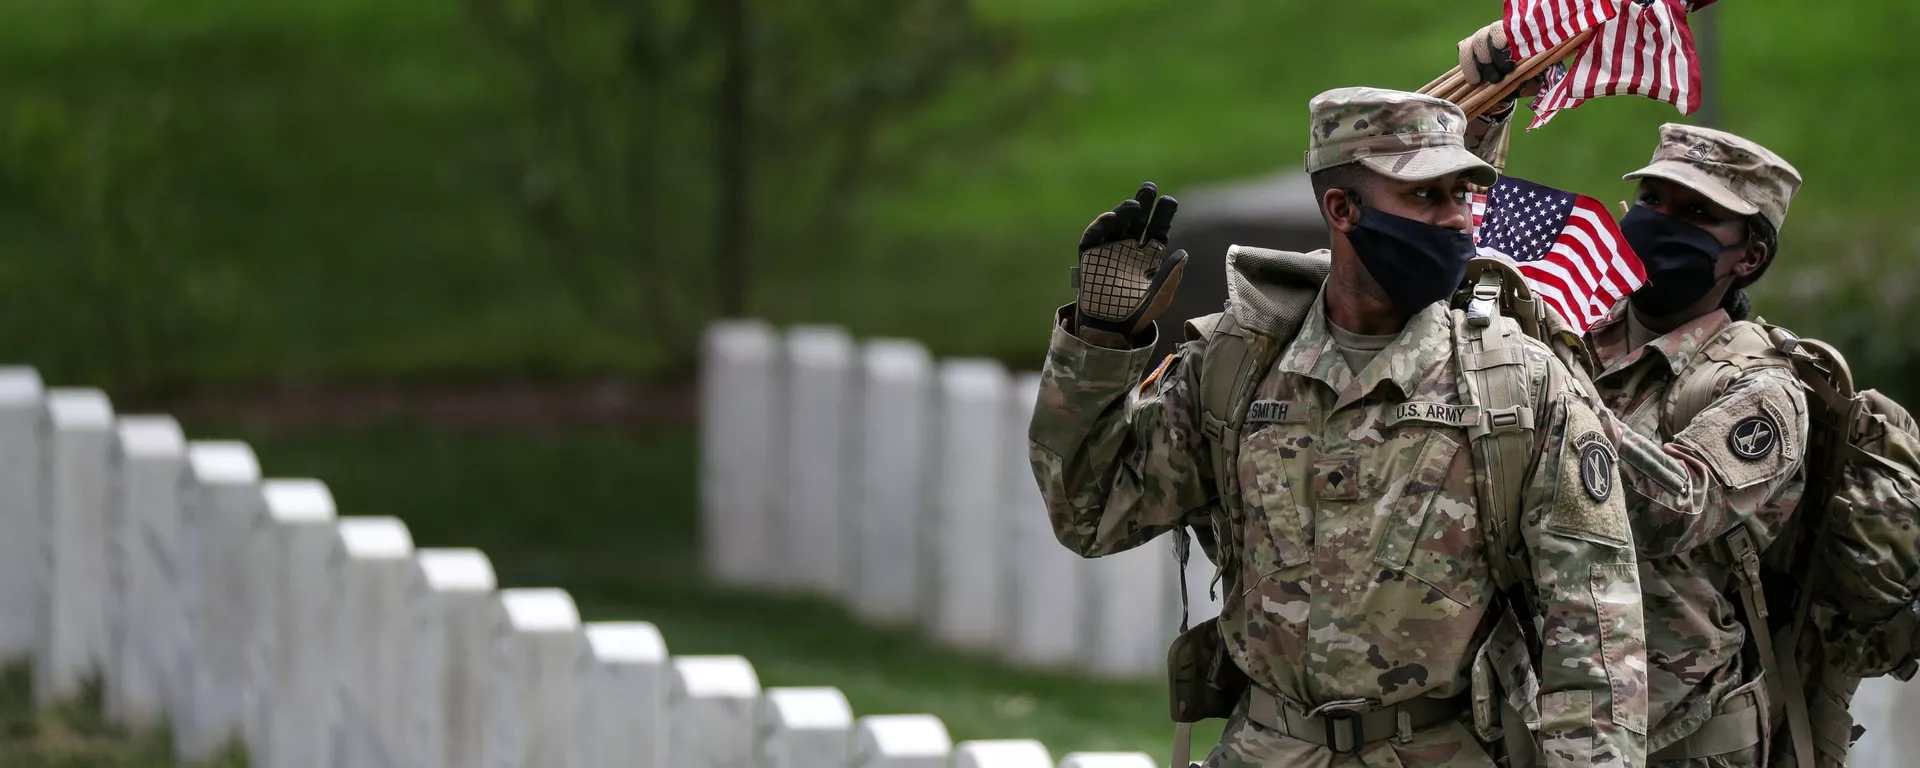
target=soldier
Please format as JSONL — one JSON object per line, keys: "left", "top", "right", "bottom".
{"left": 1028, "top": 87, "right": 1647, "bottom": 767}
{"left": 1458, "top": 23, "right": 1810, "bottom": 768}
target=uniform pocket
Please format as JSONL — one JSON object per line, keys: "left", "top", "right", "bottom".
{"left": 1373, "top": 432, "right": 1489, "bottom": 606}
{"left": 1241, "top": 425, "right": 1311, "bottom": 570}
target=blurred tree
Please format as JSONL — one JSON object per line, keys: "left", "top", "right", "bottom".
{"left": 465, "top": 0, "right": 1022, "bottom": 364}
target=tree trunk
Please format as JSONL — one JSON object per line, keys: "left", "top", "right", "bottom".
{"left": 713, "top": 0, "right": 751, "bottom": 317}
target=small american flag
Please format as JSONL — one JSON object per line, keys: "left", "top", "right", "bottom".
{"left": 1502, "top": 0, "right": 1621, "bottom": 60}
{"left": 1530, "top": 0, "right": 1705, "bottom": 129}
{"left": 1472, "top": 176, "right": 1645, "bottom": 332}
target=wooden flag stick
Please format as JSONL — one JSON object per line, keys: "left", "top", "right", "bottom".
{"left": 1420, "top": 67, "right": 1460, "bottom": 94}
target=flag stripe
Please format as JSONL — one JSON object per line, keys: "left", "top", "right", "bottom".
{"left": 1528, "top": 0, "right": 1703, "bottom": 128}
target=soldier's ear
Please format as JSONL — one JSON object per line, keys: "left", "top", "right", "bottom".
{"left": 1730, "top": 238, "right": 1769, "bottom": 279}
{"left": 1324, "top": 188, "right": 1362, "bottom": 234}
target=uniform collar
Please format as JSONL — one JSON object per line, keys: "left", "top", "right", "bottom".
{"left": 1277, "top": 291, "right": 1455, "bottom": 409}
{"left": 1588, "top": 300, "right": 1733, "bottom": 382}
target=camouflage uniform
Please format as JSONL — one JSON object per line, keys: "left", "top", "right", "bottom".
{"left": 1582, "top": 125, "right": 1808, "bottom": 767}
{"left": 1030, "top": 88, "right": 1648, "bottom": 768}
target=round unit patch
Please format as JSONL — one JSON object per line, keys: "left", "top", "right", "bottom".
{"left": 1728, "top": 414, "right": 1779, "bottom": 462}
{"left": 1580, "top": 443, "right": 1614, "bottom": 503}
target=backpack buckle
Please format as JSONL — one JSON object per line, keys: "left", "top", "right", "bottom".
{"left": 1467, "top": 275, "right": 1503, "bottom": 328}
{"left": 1469, "top": 406, "right": 1534, "bottom": 440}
{"left": 1769, "top": 326, "right": 1801, "bottom": 355}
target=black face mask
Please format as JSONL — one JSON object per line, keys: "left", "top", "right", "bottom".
{"left": 1347, "top": 207, "right": 1477, "bottom": 317}
{"left": 1622, "top": 206, "right": 1734, "bottom": 317}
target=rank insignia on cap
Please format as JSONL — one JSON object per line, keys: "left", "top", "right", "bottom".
{"left": 1729, "top": 414, "right": 1778, "bottom": 461}
{"left": 1580, "top": 442, "right": 1614, "bottom": 502}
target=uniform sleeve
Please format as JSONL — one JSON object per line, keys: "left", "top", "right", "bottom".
{"left": 1600, "top": 367, "right": 1809, "bottom": 558}
{"left": 1027, "top": 306, "right": 1215, "bottom": 557}
{"left": 1466, "top": 103, "right": 1516, "bottom": 174}
{"left": 1517, "top": 354, "right": 1648, "bottom": 768}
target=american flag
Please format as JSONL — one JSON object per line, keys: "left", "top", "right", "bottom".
{"left": 1471, "top": 176, "right": 1645, "bottom": 332}
{"left": 1529, "top": 0, "right": 1705, "bottom": 129}
{"left": 1502, "top": 0, "right": 1621, "bottom": 60}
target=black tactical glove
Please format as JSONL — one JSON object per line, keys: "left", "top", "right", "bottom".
{"left": 1457, "top": 21, "right": 1518, "bottom": 86}
{"left": 1071, "top": 182, "right": 1188, "bottom": 347}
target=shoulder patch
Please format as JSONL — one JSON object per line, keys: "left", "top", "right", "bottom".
{"left": 1675, "top": 375, "right": 1803, "bottom": 490}
{"left": 1138, "top": 353, "right": 1174, "bottom": 394}
{"left": 1580, "top": 441, "right": 1614, "bottom": 502}
{"left": 1728, "top": 413, "right": 1778, "bottom": 461}
{"left": 1548, "top": 395, "right": 1631, "bottom": 546}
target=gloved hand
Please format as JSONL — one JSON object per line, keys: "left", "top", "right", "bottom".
{"left": 1072, "top": 182, "right": 1188, "bottom": 347}
{"left": 1457, "top": 21, "right": 1517, "bottom": 86}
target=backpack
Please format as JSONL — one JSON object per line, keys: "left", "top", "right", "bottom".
{"left": 1165, "top": 248, "right": 1547, "bottom": 766}
{"left": 1660, "top": 322, "right": 1920, "bottom": 768}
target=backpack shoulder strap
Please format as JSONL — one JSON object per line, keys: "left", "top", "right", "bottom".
{"left": 1453, "top": 265, "right": 1542, "bottom": 590}
{"left": 1663, "top": 321, "right": 1792, "bottom": 434}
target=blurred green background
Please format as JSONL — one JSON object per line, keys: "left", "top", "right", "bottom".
{"left": 0, "top": 0, "right": 1915, "bottom": 763}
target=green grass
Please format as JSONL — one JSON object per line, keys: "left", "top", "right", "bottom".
{"left": 0, "top": 666, "right": 246, "bottom": 767}
{"left": 0, "top": 0, "right": 1915, "bottom": 398}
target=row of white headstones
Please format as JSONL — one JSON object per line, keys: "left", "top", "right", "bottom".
{"left": 0, "top": 365, "right": 1167, "bottom": 768}
{"left": 699, "top": 320, "right": 1224, "bottom": 677}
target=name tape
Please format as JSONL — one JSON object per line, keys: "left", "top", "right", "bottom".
{"left": 1246, "top": 400, "right": 1311, "bottom": 425}
{"left": 1389, "top": 401, "right": 1479, "bottom": 428}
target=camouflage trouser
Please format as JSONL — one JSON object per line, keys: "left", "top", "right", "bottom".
{"left": 1201, "top": 697, "right": 1499, "bottom": 768}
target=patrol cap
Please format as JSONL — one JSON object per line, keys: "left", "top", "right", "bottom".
{"left": 1623, "top": 123, "right": 1802, "bottom": 230}
{"left": 1304, "top": 86, "right": 1496, "bottom": 186}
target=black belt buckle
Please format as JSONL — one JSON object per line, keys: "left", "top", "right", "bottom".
{"left": 1323, "top": 709, "right": 1364, "bottom": 754}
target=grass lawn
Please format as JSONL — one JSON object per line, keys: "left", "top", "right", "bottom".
{"left": 0, "top": 0, "right": 1915, "bottom": 397}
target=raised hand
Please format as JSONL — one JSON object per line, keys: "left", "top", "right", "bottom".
{"left": 1073, "top": 182, "right": 1188, "bottom": 346}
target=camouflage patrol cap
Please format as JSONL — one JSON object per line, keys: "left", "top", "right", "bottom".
{"left": 1624, "top": 123, "right": 1802, "bottom": 230}
{"left": 1304, "top": 86, "right": 1496, "bottom": 186}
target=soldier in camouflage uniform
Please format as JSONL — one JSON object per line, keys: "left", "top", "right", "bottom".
{"left": 1028, "top": 87, "right": 1648, "bottom": 768}
{"left": 1456, "top": 22, "right": 1810, "bottom": 768}
{"left": 1584, "top": 126, "right": 1806, "bottom": 768}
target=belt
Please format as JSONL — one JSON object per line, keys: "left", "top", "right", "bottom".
{"left": 1650, "top": 705, "right": 1764, "bottom": 761}
{"left": 1246, "top": 687, "right": 1471, "bottom": 754}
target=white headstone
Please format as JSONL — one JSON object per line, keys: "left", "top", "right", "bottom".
{"left": 1083, "top": 534, "right": 1174, "bottom": 678}
{"left": 174, "top": 440, "right": 263, "bottom": 762}
{"left": 954, "top": 740, "right": 1051, "bottom": 768}
{"left": 328, "top": 516, "right": 417, "bottom": 768}
{"left": 105, "top": 415, "right": 184, "bottom": 731}
{"left": 1002, "top": 372, "right": 1086, "bottom": 667}
{"left": 926, "top": 359, "right": 1010, "bottom": 651}
{"left": 758, "top": 687, "right": 854, "bottom": 768}
{"left": 667, "top": 655, "right": 761, "bottom": 767}
{"left": 1058, "top": 753, "right": 1157, "bottom": 768}
{"left": 488, "top": 588, "right": 584, "bottom": 768}
{"left": 252, "top": 480, "right": 339, "bottom": 768}
{"left": 783, "top": 325, "right": 854, "bottom": 597}
{"left": 575, "top": 622, "right": 667, "bottom": 768}
{"left": 36, "top": 388, "right": 115, "bottom": 708}
{"left": 408, "top": 548, "right": 499, "bottom": 768}
{"left": 849, "top": 715, "right": 951, "bottom": 768}
{"left": 702, "top": 320, "right": 781, "bottom": 588}
{"left": 849, "top": 339, "right": 933, "bottom": 626}
{"left": 1849, "top": 677, "right": 1920, "bottom": 768}
{"left": 0, "top": 367, "right": 44, "bottom": 663}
